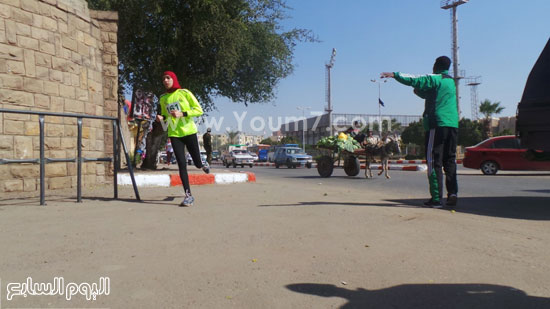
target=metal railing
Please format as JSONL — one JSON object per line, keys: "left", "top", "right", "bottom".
{"left": 0, "top": 108, "right": 140, "bottom": 205}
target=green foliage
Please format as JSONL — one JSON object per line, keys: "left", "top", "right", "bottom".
{"left": 279, "top": 136, "right": 298, "bottom": 145}
{"left": 495, "top": 128, "right": 514, "bottom": 137}
{"left": 86, "top": 0, "right": 316, "bottom": 112}
{"left": 458, "top": 118, "right": 483, "bottom": 147}
{"left": 260, "top": 138, "right": 274, "bottom": 145}
{"left": 401, "top": 121, "right": 424, "bottom": 145}
{"left": 479, "top": 99, "right": 504, "bottom": 119}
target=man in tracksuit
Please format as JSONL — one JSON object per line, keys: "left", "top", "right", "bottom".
{"left": 381, "top": 56, "right": 459, "bottom": 208}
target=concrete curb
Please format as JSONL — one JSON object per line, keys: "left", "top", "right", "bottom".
{"left": 362, "top": 164, "right": 428, "bottom": 171}
{"left": 118, "top": 172, "right": 256, "bottom": 187}
{"left": 387, "top": 160, "right": 463, "bottom": 164}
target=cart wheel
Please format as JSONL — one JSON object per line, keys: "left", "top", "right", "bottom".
{"left": 316, "top": 155, "right": 334, "bottom": 178}
{"left": 344, "top": 156, "right": 360, "bottom": 176}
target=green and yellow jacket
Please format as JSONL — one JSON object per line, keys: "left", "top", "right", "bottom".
{"left": 158, "top": 89, "right": 203, "bottom": 137}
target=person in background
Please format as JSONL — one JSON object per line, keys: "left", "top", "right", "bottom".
{"left": 165, "top": 139, "right": 173, "bottom": 166}
{"left": 156, "top": 71, "right": 209, "bottom": 207}
{"left": 203, "top": 128, "right": 213, "bottom": 165}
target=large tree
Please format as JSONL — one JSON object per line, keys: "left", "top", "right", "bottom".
{"left": 458, "top": 118, "right": 483, "bottom": 147}
{"left": 87, "top": 0, "right": 314, "bottom": 110}
{"left": 87, "top": 0, "right": 315, "bottom": 169}
{"left": 400, "top": 121, "right": 424, "bottom": 146}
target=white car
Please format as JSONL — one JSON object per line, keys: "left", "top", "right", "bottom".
{"left": 223, "top": 150, "right": 254, "bottom": 168}
{"left": 248, "top": 151, "right": 259, "bottom": 162}
{"left": 186, "top": 152, "right": 208, "bottom": 166}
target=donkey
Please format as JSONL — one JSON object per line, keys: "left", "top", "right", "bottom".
{"left": 364, "top": 134, "right": 402, "bottom": 179}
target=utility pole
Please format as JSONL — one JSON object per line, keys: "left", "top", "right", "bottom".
{"left": 370, "top": 79, "right": 387, "bottom": 136}
{"left": 466, "top": 76, "right": 482, "bottom": 120}
{"left": 296, "top": 106, "right": 311, "bottom": 152}
{"left": 325, "top": 48, "right": 336, "bottom": 136}
{"left": 441, "top": 0, "right": 468, "bottom": 116}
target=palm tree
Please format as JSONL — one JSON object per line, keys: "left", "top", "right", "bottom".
{"left": 226, "top": 130, "right": 240, "bottom": 144}
{"left": 479, "top": 99, "right": 504, "bottom": 139}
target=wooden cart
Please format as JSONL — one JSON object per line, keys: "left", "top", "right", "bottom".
{"left": 316, "top": 146, "right": 367, "bottom": 178}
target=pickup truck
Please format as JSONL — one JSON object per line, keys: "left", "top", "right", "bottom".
{"left": 222, "top": 149, "right": 255, "bottom": 168}
{"left": 516, "top": 38, "right": 550, "bottom": 157}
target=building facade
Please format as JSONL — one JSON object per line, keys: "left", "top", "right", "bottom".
{"left": 0, "top": 0, "right": 119, "bottom": 193}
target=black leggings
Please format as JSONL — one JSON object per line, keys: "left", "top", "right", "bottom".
{"left": 170, "top": 133, "right": 203, "bottom": 194}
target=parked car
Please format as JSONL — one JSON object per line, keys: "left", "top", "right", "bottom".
{"left": 462, "top": 135, "right": 550, "bottom": 175}
{"left": 187, "top": 152, "right": 208, "bottom": 166}
{"left": 157, "top": 151, "right": 176, "bottom": 165}
{"left": 222, "top": 149, "right": 254, "bottom": 168}
{"left": 212, "top": 150, "right": 220, "bottom": 161}
{"left": 273, "top": 146, "right": 313, "bottom": 169}
{"left": 248, "top": 151, "right": 259, "bottom": 162}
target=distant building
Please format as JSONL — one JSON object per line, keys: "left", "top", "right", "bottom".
{"left": 269, "top": 130, "right": 284, "bottom": 143}
{"left": 496, "top": 116, "right": 516, "bottom": 134}
{"left": 236, "top": 134, "right": 264, "bottom": 146}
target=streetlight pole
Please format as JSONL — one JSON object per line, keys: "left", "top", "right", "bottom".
{"left": 296, "top": 106, "right": 311, "bottom": 152}
{"left": 370, "top": 79, "right": 387, "bottom": 136}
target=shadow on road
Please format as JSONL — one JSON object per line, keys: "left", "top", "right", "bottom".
{"left": 286, "top": 283, "right": 550, "bottom": 309}
{"left": 0, "top": 196, "right": 178, "bottom": 207}
{"left": 260, "top": 196, "right": 550, "bottom": 220}
{"left": 259, "top": 201, "right": 417, "bottom": 208}
{"left": 523, "top": 189, "right": 550, "bottom": 194}
{"left": 460, "top": 172, "right": 550, "bottom": 177}
{"left": 387, "top": 197, "right": 550, "bottom": 221}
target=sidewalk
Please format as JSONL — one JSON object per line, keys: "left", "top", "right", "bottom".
{"left": 117, "top": 163, "right": 256, "bottom": 187}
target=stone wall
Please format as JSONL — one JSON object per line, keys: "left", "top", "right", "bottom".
{"left": 0, "top": 0, "right": 118, "bottom": 193}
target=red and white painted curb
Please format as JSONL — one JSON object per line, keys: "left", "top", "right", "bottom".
{"left": 361, "top": 164, "right": 427, "bottom": 171}
{"left": 117, "top": 172, "right": 256, "bottom": 187}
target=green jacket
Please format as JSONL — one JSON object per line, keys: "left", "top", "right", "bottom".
{"left": 394, "top": 70, "right": 459, "bottom": 131}
{"left": 159, "top": 89, "right": 203, "bottom": 137}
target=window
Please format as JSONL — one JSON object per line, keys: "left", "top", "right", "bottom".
{"left": 492, "top": 138, "right": 519, "bottom": 149}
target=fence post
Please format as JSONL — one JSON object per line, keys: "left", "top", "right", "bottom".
{"left": 39, "top": 115, "right": 46, "bottom": 206}
{"left": 77, "top": 118, "right": 82, "bottom": 203}
{"left": 113, "top": 120, "right": 118, "bottom": 199}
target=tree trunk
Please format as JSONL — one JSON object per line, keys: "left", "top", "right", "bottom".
{"left": 141, "top": 121, "right": 165, "bottom": 170}
{"left": 486, "top": 118, "right": 493, "bottom": 138}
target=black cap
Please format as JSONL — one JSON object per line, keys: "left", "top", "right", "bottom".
{"left": 434, "top": 56, "right": 451, "bottom": 72}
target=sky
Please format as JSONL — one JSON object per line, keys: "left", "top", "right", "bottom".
{"left": 194, "top": 0, "right": 550, "bottom": 136}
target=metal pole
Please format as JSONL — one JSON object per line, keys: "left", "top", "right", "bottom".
{"left": 118, "top": 121, "right": 141, "bottom": 201}
{"left": 133, "top": 119, "right": 142, "bottom": 167}
{"left": 39, "top": 115, "right": 45, "bottom": 206}
{"left": 452, "top": 6, "right": 461, "bottom": 116}
{"left": 328, "top": 68, "right": 333, "bottom": 137}
{"left": 112, "top": 120, "right": 118, "bottom": 199}
{"left": 77, "top": 118, "right": 82, "bottom": 202}
{"left": 378, "top": 82, "right": 381, "bottom": 136}
{"left": 302, "top": 110, "right": 306, "bottom": 152}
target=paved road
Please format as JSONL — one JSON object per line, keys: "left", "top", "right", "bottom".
{"left": 0, "top": 165, "right": 549, "bottom": 308}
{"left": 221, "top": 164, "right": 550, "bottom": 219}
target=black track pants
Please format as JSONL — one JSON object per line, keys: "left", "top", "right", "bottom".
{"left": 170, "top": 133, "right": 203, "bottom": 194}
